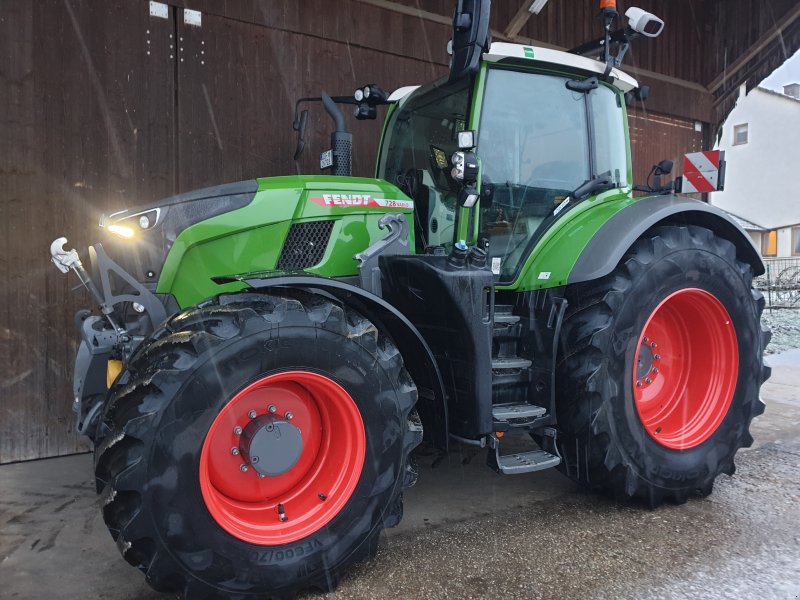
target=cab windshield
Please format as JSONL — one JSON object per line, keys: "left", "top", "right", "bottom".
{"left": 378, "top": 80, "right": 471, "bottom": 250}
{"left": 478, "top": 68, "right": 628, "bottom": 281}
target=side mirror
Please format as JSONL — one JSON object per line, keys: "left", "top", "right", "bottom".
{"left": 448, "top": 0, "right": 491, "bottom": 83}
{"left": 655, "top": 159, "right": 673, "bottom": 175}
{"left": 293, "top": 109, "right": 308, "bottom": 161}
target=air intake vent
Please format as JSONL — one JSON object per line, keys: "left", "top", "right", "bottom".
{"left": 277, "top": 221, "right": 335, "bottom": 270}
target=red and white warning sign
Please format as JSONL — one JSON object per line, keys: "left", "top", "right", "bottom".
{"left": 681, "top": 150, "right": 725, "bottom": 193}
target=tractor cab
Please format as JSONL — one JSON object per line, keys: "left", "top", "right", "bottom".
{"left": 378, "top": 45, "right": 636, "bottom": 280}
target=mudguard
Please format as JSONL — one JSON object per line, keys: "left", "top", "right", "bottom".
{"left": 569, "top": 195, "right": 764, "bottom": 284}
{"left": 234, "top": 274, "right": 450, "bottom": 450}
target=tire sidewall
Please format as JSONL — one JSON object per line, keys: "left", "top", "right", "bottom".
{"left": 603, "top": 245, "right": 761, "bottom": 490}
{"left": 140, "top": 323, "right": 408, "bottom": 593}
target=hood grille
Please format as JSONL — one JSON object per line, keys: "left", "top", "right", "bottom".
{"left": 277, "top": 221, "right": 335, "bottom": 271}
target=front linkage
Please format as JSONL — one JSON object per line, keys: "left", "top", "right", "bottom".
{"left": 51, "top": 237, "right": 166, "bottom": 437}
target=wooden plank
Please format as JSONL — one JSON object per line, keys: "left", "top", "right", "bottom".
{"left": 504, "top": 1, "right": 535, "bottom": 39}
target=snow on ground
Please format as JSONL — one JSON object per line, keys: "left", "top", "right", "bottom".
{"left": 761, "top": 309, "right": 800, "bottom": 355}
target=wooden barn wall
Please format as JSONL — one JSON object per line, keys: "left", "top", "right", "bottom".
{"left": 0, "top": 0, "right": 450, "bottom": 463}
{"left": 0, "top": 0, "right": 761, "bottom": 462}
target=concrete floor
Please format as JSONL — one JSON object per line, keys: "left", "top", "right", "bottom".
{"left": 2, "top": 355, "right": 799, "bottom": 600}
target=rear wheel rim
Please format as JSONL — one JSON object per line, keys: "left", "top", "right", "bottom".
{"left": 632, "top": 288, "right": 738, "bottom": 450}
{"left": 199, "top": 371, "right": 365, "bottom": 545}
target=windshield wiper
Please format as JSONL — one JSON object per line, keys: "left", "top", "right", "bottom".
{"left": 570, "top": 176, "right": 615, "bottom": 201}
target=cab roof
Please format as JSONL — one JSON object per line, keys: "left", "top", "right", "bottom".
{"left": 483, "top": 42, "right": 638, "bottom": 92}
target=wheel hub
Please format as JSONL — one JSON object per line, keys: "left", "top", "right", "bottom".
{"left": 239, "top": 416, "right": 303, "bottom": 477}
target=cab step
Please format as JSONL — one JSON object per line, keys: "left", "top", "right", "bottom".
{"left": 492, "top": 449, "right": 561, "bottom": 475}
{"left": 492, "top": 403, "right": 546, "bottom": 421}
{"left": 491, "top": 357, "right": 532, "bottom": 370}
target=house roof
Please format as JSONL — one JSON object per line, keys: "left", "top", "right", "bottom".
{"left": 718, "top": 210, "right": 767, "bottom": 231}
{"left": 755, "top": 86, "right": 800, "bottom": 105}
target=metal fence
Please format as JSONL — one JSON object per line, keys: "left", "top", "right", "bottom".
{"left": 755, "top": 258, "right": 800, "bottom": 309}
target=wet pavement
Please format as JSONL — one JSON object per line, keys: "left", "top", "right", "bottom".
{"left": 1, "top": 355, "right": 799, "bottom": 600}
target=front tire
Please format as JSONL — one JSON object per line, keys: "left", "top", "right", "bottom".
{"left": 556, "top": 225, "right": 770, "bottom": 507}
{"left": 94, "top": 290, "right": 421, "bottom": 598}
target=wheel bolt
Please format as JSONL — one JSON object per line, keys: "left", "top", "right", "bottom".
{"left": 651, "top": 342, "right": 657, "bottom": 348}
{"left": 645, "top": 377, "right": 652, "bottom": 384}
{"left": 248, "top": 409, "right": 257, "bottom": 419}
{"left": 654, "top": 354, "right": 661, "bottom": 360}
{"left": 233, "top": 425, "right": 242, "bottom": 435}
{"left": 231, "top": 447, "right": 239, "bottom": 456}
{"left": 652, "top": 368, "right": 659, "bottom": 374}
{"left": 636, "top": 380, "right": 643, "bottom": 387}
{"left": 643, "top": 337, "right": 649, "bottom": 343}
{"left": 268, "top": 405, "right": 277, "bottom": 414}
{"left": 285, "top": 412, "right": 294, "bottom": 421}
{"left": 240, "top": 464, "right": 249, "bottom": 473}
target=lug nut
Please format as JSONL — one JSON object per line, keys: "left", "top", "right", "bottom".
{"left": 240, "top": 464, "right": 249, "bottom": 473}
{"left": 652, "top": 368, "right": 659, "bottom": 374}
{"left": 654, "top": 354, "right": 661, "bottom": 360}
{"left": 645, "top": 378, "right": 652, "bottom": 384}
{"left": 636, "top": 380, "right": 643, "bottom": 387}
{"left": 651, "top": 342, "right": 657, "bottom": 348}
{"left": 268, "top": 405, "right": 277, "bottom": 414}
{"left": 643, "top": 337, "right": 649, "bottom": 343}
{"left": 248, "top": 409, "right": 257, "bottom": 419}
{"left": 231, "top": 447, "right": 239, "bottom": 456}
{"left": 285, "top": 412, "right": 294, "bottom": 421}
{"left": 233, "top": 426, "right": 243, "bottom": 435}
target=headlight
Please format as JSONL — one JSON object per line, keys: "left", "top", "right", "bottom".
{"left": 101, "top": 207, "right": 162, "bottom": 238}
{"left": 107, "top": 224, "right": 135, "bottom": 239}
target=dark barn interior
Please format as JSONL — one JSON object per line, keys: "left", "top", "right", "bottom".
{"left": 1, "top": 0, "right": 799, "bottom": 463}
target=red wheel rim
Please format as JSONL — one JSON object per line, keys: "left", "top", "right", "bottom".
{"left": 199, "top": 371, "right": 365, "bottom": 545}
{"left": 632, "top": 288, "right": 738, "bottom": 450}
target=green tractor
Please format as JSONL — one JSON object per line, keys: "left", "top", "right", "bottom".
{"left": 50, "top": 1, "right": 769, "bottom": 597}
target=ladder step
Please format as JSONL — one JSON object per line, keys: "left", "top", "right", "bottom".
{"left": 494, "top": 313, "right": 520, "bottom": 325}
{"left": 492, "top": 403, "right": 547, "bottom": 421}
{"left": 495, "top": 450, "right": 561, "bottom": 475}
{"left": 492, "top": 357, "right": 532, "bottom": 370}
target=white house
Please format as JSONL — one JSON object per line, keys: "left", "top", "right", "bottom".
{"left": 710, "top": 84, "right": 800, "bottom": 257}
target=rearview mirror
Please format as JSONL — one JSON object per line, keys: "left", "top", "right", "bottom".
{"left": 448, "top": 0, "right": 491, "bottom": 83}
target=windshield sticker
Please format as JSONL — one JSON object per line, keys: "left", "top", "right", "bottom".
{"left": 309, "top": 194, "right": 414, "bottom": 209}
{"left": 431, "top": 146, "right": 449, "bottom": 169}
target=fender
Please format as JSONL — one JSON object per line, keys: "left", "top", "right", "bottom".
{"left": 569, "top": 195, "right": 764, "bottom": 284}
{"left": 234, "top": 274, "right": 449, "bottom": 451}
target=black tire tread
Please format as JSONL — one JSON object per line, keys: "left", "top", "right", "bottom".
{"left": 95, "top": 289, "right": 421, "bottom": 599}
{"left": 556, "top": 225, "right": 770, "bottom": 507}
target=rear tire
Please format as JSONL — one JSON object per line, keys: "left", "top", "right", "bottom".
{"left": 94, "top": 290, "right": 421, "bottom": 598}
{"left": 555, "top": 225, "right": 770, "bottom": 507}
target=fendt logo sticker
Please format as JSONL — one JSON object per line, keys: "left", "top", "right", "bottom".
{"left": 309, "top": 194, "right": 414, "bottom": 209}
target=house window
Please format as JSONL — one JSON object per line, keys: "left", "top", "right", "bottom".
{"left": 762, "top": 230, "right": 777, "bottom": 257}
{"left": 733, "top": 123, "right": 748, "bottom": 145}
{"left": 792, "top": 227, "right": 800, "bottom": 256}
